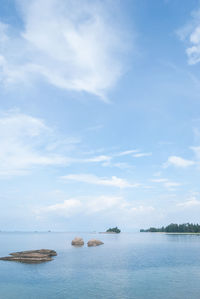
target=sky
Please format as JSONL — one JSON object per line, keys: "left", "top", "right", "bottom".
{"left": 1, "top": 0, "right": 200, "bottom": 231}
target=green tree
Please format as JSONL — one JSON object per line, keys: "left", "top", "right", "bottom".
{"left": 106, "top": 227, "right": 121, "bottom": 233}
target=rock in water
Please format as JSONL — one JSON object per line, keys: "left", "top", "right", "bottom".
{"left": 0, "top": 249, "right": 57, "bottom": 263}
{"left": 10, "top": 249, "right": 57, "bottom": 257}
{"left": 71, "top": 237, "right": 84, "bottom": 246}
{"left": 87, "top": 239, "right": 104, "bottom": 247}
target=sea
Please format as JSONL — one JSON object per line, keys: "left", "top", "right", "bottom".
{"left": 0, "top": 231, "right": 200, "bottom": 299}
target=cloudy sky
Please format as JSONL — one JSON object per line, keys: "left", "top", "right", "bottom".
{"left": 1, "top": 0, "right": 200, "bottom": 231}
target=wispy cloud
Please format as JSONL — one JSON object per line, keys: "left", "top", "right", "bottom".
{"left": 164, "top": 156, "right": 195, "bottom": 168}
{"left": 0, "top": 0, "right": 130, "bottom": 99}
{"left": 178, "top": 7, "right": 200, "bottom": 65}
{"left": 83, "top": 155, "right": 111, "bottom": 163}
{"left": 61, "top": 173, "right": 140, "bottom": 188}
{"left": 151, "top": 178, "right": 181, "bottom": 189}
{"left": 78, "top": 148, "right": 152, "bottom": 168}
{"left": 177, "top": 196, "right": 200, "bottom": 208}
{"left": 114, "top": 149, "right": 152, "bottom": 158}
{"left": 115, "top": 149, "right": 139, "bottom": 157}
{"left": 0, "top": 111, "right": 153, "bottom": 178}
{"left": 0, "top": 111, "right": 70, "bottom": 177}
{"left": 133, "top": 152, "right": 152, "bottom": 158}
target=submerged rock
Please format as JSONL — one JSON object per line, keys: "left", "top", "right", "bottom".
{"left": 87, "top": 239, "right": 104, "bottom": 247}
{"left": 0, "top": 249, "right": 57, "bottom": 263}
{"left": 71, "top": 237, "right": 84, "bottom": 246}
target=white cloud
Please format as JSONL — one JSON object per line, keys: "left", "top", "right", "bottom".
{"left": 36, "top": 195, "right": 155, "bottom": 218}
{"left": 114, "top": 149, "right": 152, "bottom": 158}
{"left": 0, "top": 111, "right": 70, "bottom": 177}
{"left": 80, "top": 149, "right": 152, "bottom": 169}
{"left": 133, "top": 152, "right": 152, "bottom": 158}
{"left": 58, "top": 154, "right": 112, "bottom": 166}
{"left": 0, "top": 0, "right": 129, "bottom": 99}
{"left": 37, "top": 195, "right": 122, "bottom": 217}
{"left": 151, "top": 178, "right": 181, "bottom": 189}
{"left": 40, "top": 198, "right": 82, "bottom": 216}
{"left": 0, "top": 111, "right": 149, "bottom": 178}
{"left": 83, "top": 155, "right": 111, "bottom": 163}
{"left": 0, "top": 111, "right": 123, "bottom": 177}
{"left": 115, "top": 150, "right": 139, "bottom": 157}
{"left": 61, "top": 173, "right": 140, "bottom": 188}
{"left": 164, "top": 156, "right": 195, "bottom": 168}
{"left": 177, "top": 196, "right": 200, "bottom": 208}
{"left": 186, "top": 26, "right": 200, "bottom": 65}
{"left": 178, "top": 9, "right": 200, "bottom": 65}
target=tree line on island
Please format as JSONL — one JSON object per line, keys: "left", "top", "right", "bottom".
{"left": 140, "top": 223, "right": 200, "bottom": 233}
{"left": 106, "top": 227, "right": 121, "bottom": 233}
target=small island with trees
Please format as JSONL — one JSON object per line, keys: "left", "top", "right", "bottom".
{"left": 106, "top": 227, "right": 121, "bottom": 233}
{"left": 140, "top": 223, "right": 200, "bottom": 233}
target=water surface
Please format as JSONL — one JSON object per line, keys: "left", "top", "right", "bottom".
{"left": 0, "top": 232, "right": 200, "bottom": 299}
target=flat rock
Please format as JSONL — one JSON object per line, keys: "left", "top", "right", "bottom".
{"left": 87, "top": 239, "right": 104, "bottom": 247}
{"left": 10, "top": 249, "right": 57, "bottom": 257}
{"left": 0, "top": 249, "right": 57, "bottom": 263}
{"left": 71, "top": 237, "right": 84, "bottom": 246}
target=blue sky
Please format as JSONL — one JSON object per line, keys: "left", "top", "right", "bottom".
{"left": 1, "top": 0, "right": 200, "bottom": 231}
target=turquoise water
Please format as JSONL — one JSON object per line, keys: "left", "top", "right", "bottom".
{"left": 1, "top": 232, "right": 200, "bottom": 299}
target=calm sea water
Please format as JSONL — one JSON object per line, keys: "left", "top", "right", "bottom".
{"left": 0, "top": 232, "right": 200, "bottom": 299}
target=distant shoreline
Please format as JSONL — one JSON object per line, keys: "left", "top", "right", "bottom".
{"left": 140, "top": 223, "right": 200, "bottom": 234}
{"left": 141, "top": 232, "right": 200, "bottom": 235}
{"left": 99, "top": 232, "right": 118, "bottom": 234}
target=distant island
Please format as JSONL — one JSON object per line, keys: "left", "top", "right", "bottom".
{"left": 106, "top": 227, "right": 121, "bottom": 233}
{"left": 140, "top": 223, "right": 200, "bottom": 233}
